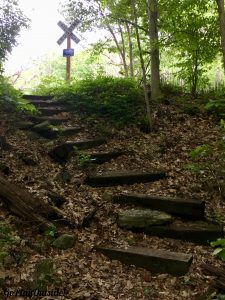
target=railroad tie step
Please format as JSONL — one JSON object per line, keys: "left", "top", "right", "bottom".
{"left": 38, "top": 107, "right": 69, "bottom": 116}
{"left": 29, "top": 116, "right": 69, "bottom": 125}
{"left": 84, "top": 170, "right": 167, "bottom": 187}
{"left": 117, "top": 213, "right": 223, "bottom": 244}
{"left": 22, "top": 95, "right": 54, "bottom": 101}
{"left": 27, "top": 100, "right": 63, "bottom": 107}
{"left": 113, "top": 192, "right": 205, "bottom": 218}
{"left": 31, "top": 122, "right": 82, "bottom": 139}
{"left": 95, "top": 246, "right": 193, "bottom": 276}
{"left": 85, "top": 150, "right": 126, "bottom": 164}
{"left": 49, "top": 138, "right": 107, "bottom": 162}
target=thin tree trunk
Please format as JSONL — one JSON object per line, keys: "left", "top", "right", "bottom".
{"left": 216, "top": 0, "right": 225, "bottom": 72}
{"left": 131, "top": 0, "right": 153, "bottom": 130}
{"left": 96, "top": 1, "right": 129, "bottom": 77}
{"left": 126, "top": 23, "right": 134, "bottom": 77}
{"left": 118, "top": 24, "right": 129, "bottom": 77}
{"left": 147, "top": 0, "right": 161, "bottom": 100}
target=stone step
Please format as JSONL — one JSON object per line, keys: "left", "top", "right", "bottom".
{"left": 95, "top": 246, "right": 193, "bottom": 276}
{"left": 31, "top": 122, "right": 82, "bottom": 139}
{"left": 117, "top": 209, "right": 173, "bottom": 229}
{"left": 22, "top": 95, "right": 53, "bottom": 100}
{"left": 84, "top": 170, "right": 167, "bottom": 187}
{"left": 113, "top": 193, "right": 205, "bottom": 218}
{"left": 49, "top": 138, "right": 107, "bottom": 162}
{"left": 86, "top": 150, "right": 126, "bottom": 164}
{"left": 29, "top": 116, "right": 69, "bottom": 125}
{"left": 118, "top": 220, "right": 223, "bottom": 245}
{"left": 38, "top": 107, "right": 69, "bottom": 116}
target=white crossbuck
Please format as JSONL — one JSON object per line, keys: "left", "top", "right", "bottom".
{"left": 57, "top": 20, "right": 80, "bottom": 45}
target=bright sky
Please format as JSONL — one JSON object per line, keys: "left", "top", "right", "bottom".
{"left": 4, "top": 0, "right": 95, "bottom": 75}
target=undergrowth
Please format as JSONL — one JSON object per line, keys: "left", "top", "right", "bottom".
{"left": 35, "top": 76, "right": 145, "bottom": 127}
{"left": 0, "top": 76, "right": 37, "bottom": 114}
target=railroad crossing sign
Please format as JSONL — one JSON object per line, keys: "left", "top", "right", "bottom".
{"left": 57, "top": 20, "right": 80, "bottom": 81}
{"left": 57, "top": 20, "right": 80, "bottom": 45}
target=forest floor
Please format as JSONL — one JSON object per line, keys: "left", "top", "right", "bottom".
{"left": 0, "top": 98, "right": 225, "bottom": 300}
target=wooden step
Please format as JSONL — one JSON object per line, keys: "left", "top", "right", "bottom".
{"left": 28, "top": 100, "right": 62, "bottom": 107}
{"left": 22, "top": 95, "right": 53, "bottom": 100}
{"left": 29, "top": 116, "right": 69, "bottom": 125}
{"left": 95, "top": 246, "right": 193, "bottom": 276}
{"left": 15, "top": 121, "right": 35, "bottom": 130}
{"left": 49, "top": 138, "right": 107, "bottom": 162}
{"left": 140, "top": 222, "right": 223, "bottom": 245}
{"left": 113, "top": 193, "right": 205, "bottom": 218}
{"left": 38, "top": 107, "right": 69, "bottom": 116}
{"left": 84, "top": 170, "right": 166, "bottom": 187}
{"left": 32, "top": 123, "right": 82, "bottom": 139}
{"left": 86, "top": 150, "right": 126, "bottom": 164}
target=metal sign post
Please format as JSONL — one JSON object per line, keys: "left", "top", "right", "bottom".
{"left": 57, "top": 20, "right": 80, "bottom": 81}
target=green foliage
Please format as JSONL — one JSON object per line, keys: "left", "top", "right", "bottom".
{"left": 205, "top": 99, "right": 225, "bottom": 119}
{"left": 189, "top": 144, "right": 210, "bottom": 160}
{"left": 36, "top": 76, "right": 144, "bottom": 127}
{"left": 0, "top": 76, "right": 37, "bottom": 114}
{"left": 0, "top": 0, "right": 29, "bottom": 66}
{"left": 73, "top": 146, "right": 92, "bottom": 168}
{"left": 185, "top": 139, "right": 225, "bottom": 199}
{"left": 0, "top": 221, "right": 20, "bottom": 267}
{"left": 211, "top": 238, "right": 225, "bottom": 261}
{"left": 44, "top": 225, "right": 58, "bottom": 239}
{"left": 160, "top": 0, "right": 219, "bottom": 95}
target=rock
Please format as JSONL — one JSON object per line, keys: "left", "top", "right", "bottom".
{"left": 113, "top": 193, "right": 205, "bottom": 218}
{"left": 57, "top": 170, "right": 72, "bottom": 183}
{"left": 48, "top": 193, "right": 66, "bottom": 207}
{"left": 0, "top": 163, "right": 10, "bottom": 175}
{"left": 118, "top": 209, "right": 172, "bottom": 230}
{"left": 53, "top": 234, "right": 77, "bottom": 250}
{"left": 19, "top": 153, "right": 38, "bottom": 166}
{"left": 0, "top": 137, "right": 11, "bottom": 151}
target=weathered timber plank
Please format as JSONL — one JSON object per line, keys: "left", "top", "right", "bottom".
{"left": 95, "top": 246, "right": 193, "bottom": 276}
{"left": 87, "top": 150, "right": 126, "bottom": 164}
{"left": 28, "top": 100, "right": 62, "bottom": 107}
{"left": 0, "top": 175, "right": 65, "bottom": 231}
{"left": 49, "top": 138, "right": 107, "bottom": 162}
{"left": 31, "top": 122, "right": 81, "bottom": 139}
{"left": 84, "top": 170, "right": 167, "bottom": 186}
{"left": 113, "top": 193, "right": 205, "bottom": 218}
{"left": 22, "top": 95, "right": 53, "bottom": 100}
{"left": 144, "top": 222, "right": 223, "bottom": 244}
{"left": 29, "top": 116, "right": 69, "bottom": 125}
{"left": 38, "top": 107, "right": 69, "bottom": 116}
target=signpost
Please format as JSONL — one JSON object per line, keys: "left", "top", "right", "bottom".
{"left": 57, "top": 20, "right": 80, "bottom": 81}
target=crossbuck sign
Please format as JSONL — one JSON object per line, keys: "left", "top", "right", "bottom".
{"left": 57, "top": 20, "right": 80, "bottom": 81}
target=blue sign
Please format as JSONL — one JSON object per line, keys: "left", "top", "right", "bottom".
{"left": 63, "top": 48, "right": 74, "bottom": 57}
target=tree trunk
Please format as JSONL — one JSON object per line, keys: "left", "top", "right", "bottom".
{"left": 0, "top": 176, "right": 67, "bottom": 232}
{"left": 126, "top": 23, "right": 134, "bottom": 77}
{"left": 216, "top": 0, "right": 225, "bottom": 72}
{"left": 147, "top": 0, "right": 161, "bottom": 100}
{"left": 131, "top": 0, "right": 153, "bottom": 130}
{"left": 118, "top": 24, "right": 129, "bottom": 77}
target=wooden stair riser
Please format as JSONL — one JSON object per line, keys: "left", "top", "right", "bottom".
{"left": 95, "top": 246, "right": 193, "bottom": 276}
{"left": 85, "top": 171, "right": 167, "bottom": 187}
{"left": 113, "top": 193, "right": 205, "bottom": 218}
